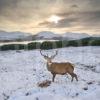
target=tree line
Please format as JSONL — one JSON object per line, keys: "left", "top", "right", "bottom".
{"left": 0, "top": 37, "right": 100, "bottom": 51}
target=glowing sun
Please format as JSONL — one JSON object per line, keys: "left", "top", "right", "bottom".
{"left": 48, "top": 15, "right": 61, "bottom": 24}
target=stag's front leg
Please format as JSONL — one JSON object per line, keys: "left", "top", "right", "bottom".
{"left": 52, "top": 73, "right": 56, "bottom": 82}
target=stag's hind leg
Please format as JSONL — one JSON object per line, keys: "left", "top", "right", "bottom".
{"left": 72, "top": 73, "right": 78, "bottom": 81}
{"left": 69, "top": 73, "right": 78, "bottom": 82}
{"left": 73, "top": 73, "right": 78, "bottom": 81}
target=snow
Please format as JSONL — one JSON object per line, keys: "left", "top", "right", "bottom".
{"left": 0, "top": 46, "right": 100, "bottom": 100}
{"left": 95, "top": 65, "right": 100, "bottom": 73}
{"left": 35, "top": 31, "right": 90, "bottom": 40}
{"left": 36, "top": 31, "right": 61, "bottom": 39}
{"left": 0, "top": 31, "right": 30, "bottom": 41}
{"left": 92, "top": 34, "right": 100, "bottom": 37}
{"left": 0, "top": 30, "right": 100, "bottom": 41}
{"left": 62, "top": 32, "right": 90, "bottom": 40}
{"left": 82, "top": 89, "right": 100, "bottom": 100}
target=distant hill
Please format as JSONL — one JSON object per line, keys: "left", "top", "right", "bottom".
{"left": 0, "top": 31, "right": 32, "bottom": 42}
{"left": 0, "top": 30, "right": 100, "bottom": 42}
{"left": 34, "top": 31, "right": 90, "bottom": 40}
{"left": 79, "top": 37, "right": 100, "bottom": 41}
{"left": 33, "top": 31, "right": 62, "bottom": 40}
{"left": 62, "top": 32, "right": 90, "bottom": 40}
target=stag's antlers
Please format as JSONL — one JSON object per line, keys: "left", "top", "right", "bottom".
{"left": 40, "top": 50, "right": 48, "bottom": 58}
{"left": 40, "top": 50, "right": 58, "bottom": 59}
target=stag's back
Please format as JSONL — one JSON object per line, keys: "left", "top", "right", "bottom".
{"left": 48, "top": 62, "right": 74, "bottom": 74}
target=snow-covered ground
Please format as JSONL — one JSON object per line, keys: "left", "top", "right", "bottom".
{"left": 0, "top": 46, "right": 100, "bottom": 100}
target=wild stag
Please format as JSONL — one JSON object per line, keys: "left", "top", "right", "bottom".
{"left": 40, "top": 50, "right": 78, "bottom": 82}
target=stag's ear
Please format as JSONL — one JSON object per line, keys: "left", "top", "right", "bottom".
{"left": 44, "top": 56, "right": 48, "bottom": 60}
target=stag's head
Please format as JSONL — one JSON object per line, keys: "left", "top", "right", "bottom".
{"left": 40, "top": 50, "right": 58, "bottom": 63}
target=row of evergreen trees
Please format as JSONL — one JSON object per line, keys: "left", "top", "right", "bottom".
{"left": 0, "top": 37, "right": 100, "bottom": 50}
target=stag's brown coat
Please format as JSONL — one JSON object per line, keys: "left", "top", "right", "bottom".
{"left": 47, "top": 62, "right": 74, "bottom": 74}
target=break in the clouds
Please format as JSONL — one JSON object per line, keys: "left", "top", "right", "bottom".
{"left": 0, "top": 0, "right": 100, "bottom": 34}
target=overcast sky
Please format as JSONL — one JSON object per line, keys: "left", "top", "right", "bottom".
{"left": 0, "top": 0, "right": 100, "bottom": 34}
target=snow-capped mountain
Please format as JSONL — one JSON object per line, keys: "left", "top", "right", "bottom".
{"left": 34, "top": 31, "right": 62, "bottom": 40}
{"left": 0, "top": 30, "right": 99, "bottom": 41}
{"left": 92, "top": 34, "right": 100, "bottom": 37}
{"left": 62, "top": 32, "right": 90, "bottom": 40}
{"left": 35, "top": 31, "right": 90, "bottom": 40}
{"left": 0, "top": 31, "right": 31, "bottom": 41}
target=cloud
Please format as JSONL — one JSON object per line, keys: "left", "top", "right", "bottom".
{"left": 38, "top": 17, "right": 78, "bottom": 28}
{"left": 38, "top": 11, "right": 100, "bottom": 30}
{"left": 39, "top": 21, "right": 50, "bottom": 26}
{"left": 0, "top": 0, "right": 17, "bottom": 8}
{"left": 89, "top": 0, "right": 100, "bottom": 8}
{"left": 0, "top": 0, "right": 100, "bottom": 34}
{"left": 0, "top": 0, "right": 62, "bottom": 24}
{"left": 76, "top": 11, "right": 100, "bottom": 27}
{"left": 70, "top": 4, "right": 79, "bottom": 8}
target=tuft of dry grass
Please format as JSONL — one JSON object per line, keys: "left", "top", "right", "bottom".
{"left": 38, "top": 80, "right": 51, "bottom": 88}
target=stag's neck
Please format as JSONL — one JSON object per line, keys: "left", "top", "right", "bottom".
{"left": 47, "top": 62, "right": 52, "bottom": 71}
{"left": 47, "top": 62, "right": 52, "bottom": 66}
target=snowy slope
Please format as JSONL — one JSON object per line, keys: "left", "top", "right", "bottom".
{"left": 0, "top": 31, "right": 31, "bottom": 41}
{"left": 62, "top": 32, "right": 90, "bottom": 40}
{"left": 35, "top": 31, "right": 90, "bottom": 40}
{"left": 92, "top": 34, "right": 100, "bottom": 37}
{"left": 35, "top": 31, "right": 62, "bottom": 40}
{"left": 0, "top": 46, "right": 100, "bottom": 100}
{"left": 0, "top": 30, "right": 99, "bottom": 41}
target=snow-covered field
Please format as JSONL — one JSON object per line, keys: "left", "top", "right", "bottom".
{"left": 0, "top": 46, "right": 100, "bottom": 100}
